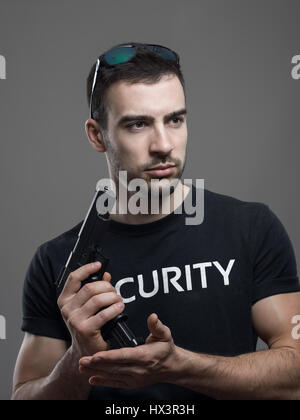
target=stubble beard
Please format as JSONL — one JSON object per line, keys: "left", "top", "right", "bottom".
{"left": 104, "top": 133, "right": 187, "bottom": 214}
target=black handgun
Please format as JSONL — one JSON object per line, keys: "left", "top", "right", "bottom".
{"left": 56, "top": 186, "right": 143, "bottom": 349}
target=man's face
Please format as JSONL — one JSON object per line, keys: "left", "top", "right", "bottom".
{"left": 103, "top": 74, "right": 187, "bottom": 196}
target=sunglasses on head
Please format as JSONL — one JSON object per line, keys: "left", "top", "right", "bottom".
{"left": 90, "top": 43, "right": 180, "bottom": 118}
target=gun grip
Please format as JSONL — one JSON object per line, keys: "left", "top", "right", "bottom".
{"left": 80, "top": 245, "right": 110, "bottom": 286}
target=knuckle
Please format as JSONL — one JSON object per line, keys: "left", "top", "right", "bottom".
{"left": 97, "top": 300, "right": 123, "bottom": 324}
{"left": 91, "top": 294, "right": 103, "bottom": 307}
{"left": 67, "top": 315, "right": 78, "bottom": 330}
{"left": 60, "top": 305, "right": 69, "bottom": 319}
{"left": 108, "top": 292, "right": 120, "bottom": 304}
{"left": 68, "top": 272, "right": 75, "bottom": 282}
{"left": 103, "top": 282, "right": 115, "bottom": 292}
{"left": 97, "top": 310, "right": 107, "bottom": 323}
{"left": 83, "top": 283, "right": 95, "bottom": 294}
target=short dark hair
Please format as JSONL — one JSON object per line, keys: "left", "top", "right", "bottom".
{"left": 86, "top": 42, "right": 185, "bottom": 131}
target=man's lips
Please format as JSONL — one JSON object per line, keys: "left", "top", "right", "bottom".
{"left": 145, "top": 164, "right": 176, "bottom": 178}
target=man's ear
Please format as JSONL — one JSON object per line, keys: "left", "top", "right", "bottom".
{"left": 85, "top": 118, "right": 107, "bottom": 152}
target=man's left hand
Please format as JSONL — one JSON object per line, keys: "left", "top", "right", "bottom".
{"left": 78, "top": 313, "right": 181, "bottom": 389}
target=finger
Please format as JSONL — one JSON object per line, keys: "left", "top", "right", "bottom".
{"left": 59, "top": 262, "right": 102, "bottom": 303}
{"left": 75, "top": 291, "right": 123, "bottom": 319}
{"left": 65, "top": 280, "right": 116, "bottom": 311}
{"left": 79, "top": 364, "right": 138, "bottom": 376}
{"left": 80, "top": 356, "right": 139, "bottom": 369}
{"left": 66, "top": 300, "right": 125, "bottom": 338}
{"left": 102, "top": 271, "right": 112, "bottom": 283}
{"left": 147, "top": 313, "right": 171, "bottom": 341}
{"left": 83, "top": 300, "right": 125, "bottom": 330}
{"left": 86, "top": 347, "right": 145, "bottom": 365}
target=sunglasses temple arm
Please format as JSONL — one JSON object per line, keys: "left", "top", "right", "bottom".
{"left": 90, "top": 58, "right": 101, "bottom": 119}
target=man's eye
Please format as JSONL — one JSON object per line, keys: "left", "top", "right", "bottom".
{"left": 127, "top": 121, "right": 145, "bottom": 130}
{"left": 170, "top": 117, "right": 184, "bottom": 126}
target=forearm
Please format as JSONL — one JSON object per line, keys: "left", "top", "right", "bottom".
{"left": 12, "top": 346, "right": 91, "bottom": 400}
{"left": 169, "top": 346, "right": 300, "bottom": 400}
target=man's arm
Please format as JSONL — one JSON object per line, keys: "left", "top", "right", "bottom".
{"left": 169, "top": 292, "right": 300, "bottom": 400}
{"left": 12, "top": 262, "right": 125, "bottom": 400}
{"left": 12, "top": 334, "right": 91, "bottom": 400}
{"left": 80, "top": 292, "right": 300, "bottom": 400}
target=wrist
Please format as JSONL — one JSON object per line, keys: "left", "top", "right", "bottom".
{"left": 162, "top": 345, "right": 194, "bottom": 386}
{"left": 164, "top": 346, "right": 217, "bottom": 389}
{"left": 63, "top": 345, "right": 92, "bottom": 395}
{"left": 68, "top": 343, "right": 82, "bottom": 364}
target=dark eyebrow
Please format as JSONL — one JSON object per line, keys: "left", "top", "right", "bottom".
{"left": 164, "top": 108, "right": 187, "bottom": 122}
{"left": 117, "top": 108, "right": 187, "bottom": 127}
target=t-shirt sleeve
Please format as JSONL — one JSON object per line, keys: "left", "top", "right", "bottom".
{"left": 21, "top": 244, "right": 70, "bottom": 341}
{"left": 251, "top": 204, "right": 300, "bottom": 304}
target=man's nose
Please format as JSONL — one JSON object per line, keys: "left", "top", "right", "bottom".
{"left": 149, "top": 125, "right": 174, "bottom": 156}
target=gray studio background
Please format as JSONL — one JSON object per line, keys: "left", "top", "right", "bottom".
{"left": 0, "top": 0, "right": 299, "bottom": 400}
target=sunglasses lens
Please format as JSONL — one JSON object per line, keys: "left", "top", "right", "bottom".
{"left": 147, "top": 45, "right": 178, "bottom": 63}
{"left": 104, "top": 46, "right": 136, "bottom": 65}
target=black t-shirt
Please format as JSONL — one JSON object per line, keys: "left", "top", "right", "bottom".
{"left": 21, "top": 187, "right": 300, "bottom": 400}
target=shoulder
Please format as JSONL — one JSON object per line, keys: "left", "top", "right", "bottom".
{"left": 200, "top": 188, "right": 286, "bottom": 251}
{"left": 38, "top": 220, "right": 83, "bottom": 251}
{"left": 33, "top": 221, "right": 84, "bottom": 284}
{"left": 204, "top": 188, "right": 265, "bottom": 209}
{"left": 202, "top": 188, "right": 296, "bottom": 260}
{"left": 203, "top": 188, "right": 271, "bottom": 223}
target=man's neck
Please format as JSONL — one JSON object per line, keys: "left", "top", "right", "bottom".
{"left": 109, "top": 182, "right": 190, "bottom": 225}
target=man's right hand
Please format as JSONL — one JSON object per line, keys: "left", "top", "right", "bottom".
{"left": 57, "top": 262, "right": 125, "bottom": 357}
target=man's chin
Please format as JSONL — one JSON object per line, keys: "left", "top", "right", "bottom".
{"left": 119, "top": 170, "right": 182, "bottom": 196}
{"left": 141, "top": 176, "right": 181, "bottom": 200}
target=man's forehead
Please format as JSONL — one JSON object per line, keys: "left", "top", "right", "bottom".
{"left": 106, "top": 74, "right": 185, "bottom": 118}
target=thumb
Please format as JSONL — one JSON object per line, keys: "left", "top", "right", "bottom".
{"left": 147, "top": 313, "right": 171, "bottom": 341}
{"left": 102, "top": 271, "right": 112, "bottom": 283}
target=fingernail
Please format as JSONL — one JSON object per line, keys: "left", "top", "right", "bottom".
{"left": 89, "top": 377, "right": 97, "bottom": 385}
{"left": 93, "top": 262, "right": 101, "bottom": 268}
{"left": 81, "top": 359, "right": 91, "bottom": 366}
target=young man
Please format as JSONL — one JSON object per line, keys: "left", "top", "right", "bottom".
{"left": 12, "top": 42, "right": 300, "bottom": 400}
